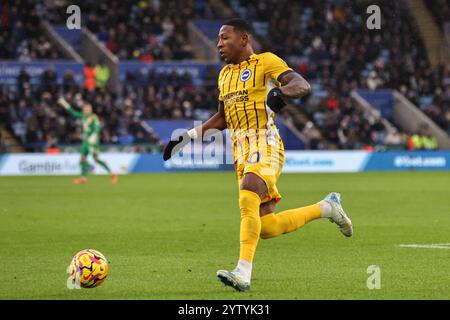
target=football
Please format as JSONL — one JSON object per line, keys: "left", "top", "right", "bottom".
{"left": 68, "top": 249, "right": 108, "bottom": 289}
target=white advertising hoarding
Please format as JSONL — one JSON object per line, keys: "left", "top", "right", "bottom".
{"left": 282, "top": 151, "right": 369, "bottom": 173}
{"left": 0, "top": 154, "right": 137, "bottom": 176}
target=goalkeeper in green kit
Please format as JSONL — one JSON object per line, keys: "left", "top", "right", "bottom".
{"left": 57, "top": 97, "right": 118, "bottom": 185}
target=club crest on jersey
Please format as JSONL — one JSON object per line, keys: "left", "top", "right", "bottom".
{"left": 240, "top": 69, "right": 252, "bottom": 82}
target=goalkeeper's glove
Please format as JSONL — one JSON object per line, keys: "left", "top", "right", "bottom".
{"left": 266, "top": 87, "right": 286, "bottom": 113}
{"left": 163, "top": 130, "right": 193, "bottom": 161}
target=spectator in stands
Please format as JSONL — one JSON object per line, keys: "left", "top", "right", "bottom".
{"left": 367, "top": 71, "right": 384, "bottom": 90}
{"left": 63, "top": 70, "right": 78, "bottom": 92}
{"left": 408, "top": 123, "right": 438, "bottom": 150}
{"left": 25, "top": 116, "right": 44, "bottom": 152}
{"left": 83, "top": 62, "right": 96, "bottom": 91}
{"left": 95, "top": 61, "right": 110, "bottom": 88}
{"left": 45, "top": 132, "right": 61, "bottom": 154}
{"left": 40, "top": 67, "right": 58, "bottom": 94}
{"left": 301, "top": 121, "right": 323, "bottom": 150}
{"left": 384, "top": 130, "right": 406, "bottom": 149}
{"left": 17, "top": 68, "right": 30, "bottom": 95}
{"left": 0, "top": 131, "right": 4, "bottom": 153}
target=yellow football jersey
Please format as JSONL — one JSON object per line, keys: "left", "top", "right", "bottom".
{"left": 218, "top": 52, "right": 293, "bottom": 158}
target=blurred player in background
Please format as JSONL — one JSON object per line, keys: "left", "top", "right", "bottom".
{"left": 57, "top": 97, "right": 118, "bottom": 185}
{"left": 163, "top": 19, "right": 353, "bottom": 292}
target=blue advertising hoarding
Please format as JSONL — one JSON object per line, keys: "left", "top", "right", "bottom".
{"left": 0, "top": 61, "right": 84, "bottom": 86}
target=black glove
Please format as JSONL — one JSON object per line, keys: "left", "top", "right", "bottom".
{"left": 163, "top": 131, "right": 191, "bottom": 161}
{"left": 266, "top": 87, "right": 286, "bottom": 113}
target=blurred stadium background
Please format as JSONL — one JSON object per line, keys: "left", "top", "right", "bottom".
{"left": 0, "top": 0, "right": 449, "bottom": 174}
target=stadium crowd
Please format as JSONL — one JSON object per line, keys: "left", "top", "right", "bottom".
{"left": 426, "top": 0, "right": 450, "bottom": 31}
{"left": 226, "top": 0, "right": 449, "bottom": 136}
{"left": 2, "top": 64, "right": 410, "bottom": 152}
{"left": 296, "top": 95, "right": 398, "bottom": 150}
{"left": 0, "top": 0, "right": 64, "bottom": 60}
{"left": 39, "top": 0, "right": 221, "bottom": 61}
{"left": 0, "top": 0, "right": 448, "bottom": 152}
{"left": 423, "top": 0, "right": 450, "bottom": 134}
{"left": 0, "top": 66, "right": 221, "bottom": 152}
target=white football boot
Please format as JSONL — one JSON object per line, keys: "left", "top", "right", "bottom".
{"left": 216, "top": 269, "right": 250, "bottom": 292}
{"left": 323, "top": 192, "right": 353, "bottom": 237}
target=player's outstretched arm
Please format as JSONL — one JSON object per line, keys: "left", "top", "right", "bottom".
{"left": 267, "top": 72, "right": 311, "bottom": 113}
{"left": 57, "top": 96, "right": 84, "bottom": 119}
{"left": 163, "top": 102, "right": 227, "bottom": 161}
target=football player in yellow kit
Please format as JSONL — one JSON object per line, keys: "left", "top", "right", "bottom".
{"left": 163, "top": 19, "right": 353, "bottom": 292}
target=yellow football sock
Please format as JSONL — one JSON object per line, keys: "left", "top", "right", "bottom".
{"left": 260, "top": 203, "right": 322, "bottom": 239}
{"left": 239, "top": 189, "right": 262, "bottom": 263}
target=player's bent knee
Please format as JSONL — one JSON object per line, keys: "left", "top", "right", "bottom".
{"left": 260, "top": 199, "right": 276, "bottom": 217}
{"left": 260, "top": 213, "right": 279, "bottom": 240}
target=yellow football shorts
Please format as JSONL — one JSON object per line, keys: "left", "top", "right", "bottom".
{"left": 234, "top": 132, "right": 285, "bottom": 204}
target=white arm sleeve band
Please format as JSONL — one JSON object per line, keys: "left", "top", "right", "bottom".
{"left": 187, "top": 128, "right": 198, "bottom": 139}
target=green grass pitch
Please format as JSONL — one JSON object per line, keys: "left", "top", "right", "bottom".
{"left": 0, "top": 171, "right": 449, "bottom": 299}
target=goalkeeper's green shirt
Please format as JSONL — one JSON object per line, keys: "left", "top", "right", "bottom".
{"left": 67, "top": 107, "right": 101, "bottom": 144}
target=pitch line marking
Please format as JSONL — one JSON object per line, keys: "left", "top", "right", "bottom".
{"left": 399, "top": 243, "right": 450, "bottom": 250}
